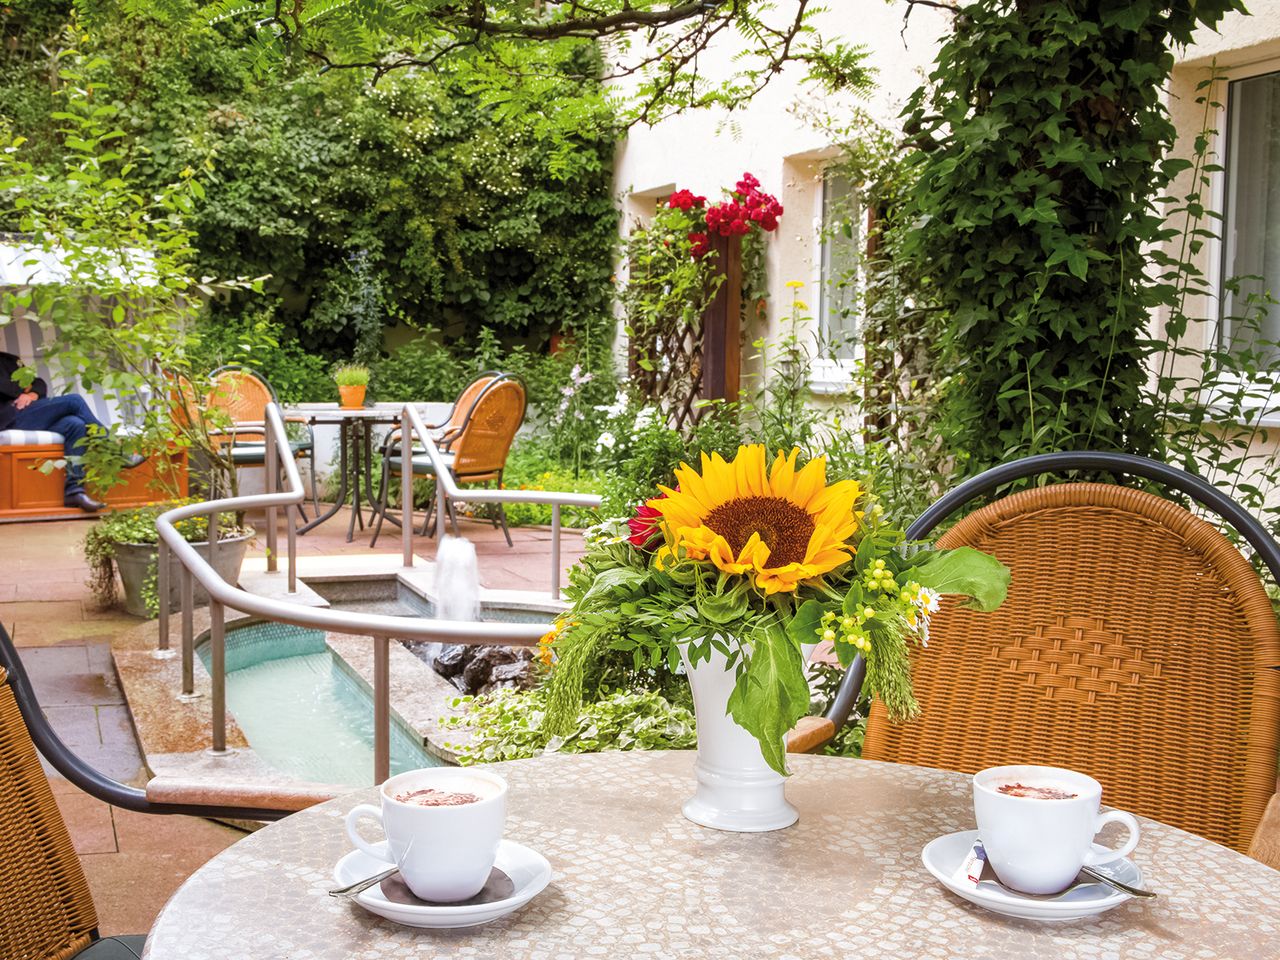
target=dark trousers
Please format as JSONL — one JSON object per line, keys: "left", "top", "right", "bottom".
{"left": 13, "top": 395, "right": 106, "bottom": 494}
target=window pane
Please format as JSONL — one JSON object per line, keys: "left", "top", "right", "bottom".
{"left": 1222, "top": 70, "right": 1280, "bottom": 362}
{"left": 820, "top": 171, "right": 860, "bottom": 360}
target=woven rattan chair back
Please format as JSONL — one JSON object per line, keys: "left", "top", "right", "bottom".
{"left": 862, "top": 482, "right": 1280, "bottom": 855}
{"left": 206, "top": 367, "right": 276, "bottom": 443}
{"left": 450, "top": 378, "right": 526, "bottom": 480}
{"left": 441, "top": 373, "right": 499, "bottom": 448}
{"left": 0, "top": 668, "right": 99, "bottom": 960}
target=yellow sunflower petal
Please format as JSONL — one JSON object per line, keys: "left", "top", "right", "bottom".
{"left": 708, "top": 532, "right": 756, "bottom": 574}
{"left": 767, "top": 448, "right": 799, "bottom": 499}
{"left": 647, "top": 443, "right": 858, "bottom": 589}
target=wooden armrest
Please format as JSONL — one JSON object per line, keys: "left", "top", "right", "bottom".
{"left": 785, "top": 715, "right": 836, "bottom": 754}
{"left": 1248, "top": 792, "right": 1280, "bottom": 871}
{"left": 145, "top": 776, "right": 337, "bottom": 813}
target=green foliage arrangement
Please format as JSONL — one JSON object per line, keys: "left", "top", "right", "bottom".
{"left": 442, "top": 687, "right": 697, "bottom": 765}
{"left": 543, "top": 448, "right": 1010, "bottom": 776}
{"left": 903, "top": 0, "right": 1242, "bottom": 472}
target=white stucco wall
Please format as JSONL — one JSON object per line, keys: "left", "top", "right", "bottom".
{"left": 611, "top": 1, "right": 949, "bottom": 388}
{"left": 1162, "top": 5, "right": 1280, "bottom": 503}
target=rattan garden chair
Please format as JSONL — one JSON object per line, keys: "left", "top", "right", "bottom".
{"left": 433, "top": 371, "right": 503, "bottom": 452}
{"left": 787, "top": 452, "right": 1280, "bottom": 868}
{"left": 370, "top": 375, "right": 526, "bottom": 548}
{"left": 205, "top": 365, "right": 317, "bottom": 515}
{"left": 0, "top": 627, "right": 285, "bottom": 959}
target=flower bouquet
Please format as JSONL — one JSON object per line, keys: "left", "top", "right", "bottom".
{"left": 544, "top": 444, "right": 1010, "bottom": 831}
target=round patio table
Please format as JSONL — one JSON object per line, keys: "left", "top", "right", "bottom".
{"left": 142, "top": 751, "right": 1280, "bottom": 959}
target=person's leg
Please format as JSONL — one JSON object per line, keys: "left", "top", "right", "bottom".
{"left": 12, "top": 395, "right": 106, "bottom": 498}
{"left": 47, "top": 413, "right": 90, "bottom": 494}
{"left": 12, "top": 394, "right": 107, "bottom": 435}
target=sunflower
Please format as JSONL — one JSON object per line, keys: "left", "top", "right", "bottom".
{"left": 649, "top": 445, "right": 862, "bottom": 594}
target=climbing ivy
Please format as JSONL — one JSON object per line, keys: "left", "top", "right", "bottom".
{"left": 903, "top": 0, "right": 1243, "bottom": 472}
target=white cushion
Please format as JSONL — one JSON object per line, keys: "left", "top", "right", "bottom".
{"left": 0, "top": 429, "right": 66, "bottom": 446}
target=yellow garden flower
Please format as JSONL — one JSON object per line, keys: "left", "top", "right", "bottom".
{"left": 649, "top": 445, "right": 862, "bottom": 594}
{"left": 538, "top": 618, "right": 571, "bottom": 668}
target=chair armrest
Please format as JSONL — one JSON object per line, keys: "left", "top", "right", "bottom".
{"left": 1248, "top": 792, "right": 1280, "bottom": 871}
{"left": 786, "top": 715, "right": 836, "bottom": 754}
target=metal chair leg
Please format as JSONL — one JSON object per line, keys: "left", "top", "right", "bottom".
{"left": 421, "top": 481, "right": 437, "bottom": 538}
{"left": 310, "top": 449, "right": 321, "bottom": 515}
{"left": 497, "top": 502, "right": 513, "bottom": 547}
{"left": 447, "top": 498, "right": 461, "bottom": 537}
{"left": 370, "top": 465, "right": 390, "bottom": 548}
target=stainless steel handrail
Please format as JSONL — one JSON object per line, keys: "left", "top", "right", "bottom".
{"left": 155, "top": 401, "right": 600, "bottom": 784}
{"left": 397, "top": 403, "right": 601, "bottom": 598}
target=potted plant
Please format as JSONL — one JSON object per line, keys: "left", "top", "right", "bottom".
{"left": 335, "top": 363, "right": 370, "bottom": 408}
{"left": 543, "top": 443, "right": 1010, "bottom": 832}
{"left": 85, "top": 501, "right": 253, "bottom": 617}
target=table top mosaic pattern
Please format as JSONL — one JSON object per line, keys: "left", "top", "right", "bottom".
{"left": 142, "top": 751, "right": 1280, "bottom": 959}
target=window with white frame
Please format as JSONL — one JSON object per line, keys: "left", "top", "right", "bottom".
{"left": 819, "top": 170, "right": 861, "bottom": 361}
{"left": 1220, "top": 68, "right": 1280, "bottom": 363}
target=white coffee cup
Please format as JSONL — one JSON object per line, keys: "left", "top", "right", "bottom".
{"left": 345, "top": 767, "right": 507, "bottom": 903}
{"left": 973, "top": 764, "right": 1140, "bottom": 895}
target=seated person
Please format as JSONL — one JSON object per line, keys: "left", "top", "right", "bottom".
{"left": 0, "top": 351, "right": 144, "bottom": 512}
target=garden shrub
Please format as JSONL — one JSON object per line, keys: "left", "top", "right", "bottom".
{"left": 443, "top": 688, "right": 697, "bottom": 765}
{"left": 1, "top": 10, "right": 618, "bottom": 373}
{"left": 189, "top": 307, "right": 334, "bottom": 404}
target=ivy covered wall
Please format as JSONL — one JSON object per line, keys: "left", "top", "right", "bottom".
{"left": 903, "top": 0, "right": 1242, "bottom": 472}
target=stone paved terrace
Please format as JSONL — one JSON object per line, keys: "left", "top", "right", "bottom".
{"left": 0, "top": 508, "right": 584, "bottom": 936}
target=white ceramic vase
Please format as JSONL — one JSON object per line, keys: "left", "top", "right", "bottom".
{"left": 679, "top": 643, "right": 798, "bottom": 832}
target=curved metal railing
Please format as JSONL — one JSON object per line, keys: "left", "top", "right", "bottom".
{"left": 154, "top": 401, "right": 601, "bottom": 784}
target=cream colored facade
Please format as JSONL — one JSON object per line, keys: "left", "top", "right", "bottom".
{"left": 611, "top": 1, "right": 949, "bottom": 394}
{"left": 1165, "top": 5, "right": 1280, "bottom": 499}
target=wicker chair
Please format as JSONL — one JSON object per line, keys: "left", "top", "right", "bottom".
{"left": 433, "top": 371, "right": 502, "bottom": 452}
{"left": 0, "top": 627, "right": 286, "bottom": 959}
{"left": 205, "top": 365, "right": 317, "bottom": 514}
{"left": 788, "top": 452, "right": 1280, "bottom": 868}
{"left": 370, "top": 376, "right": 526, "bottom": 548}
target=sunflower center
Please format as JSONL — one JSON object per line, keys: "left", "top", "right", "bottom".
{"left": 704, "top": 496, "right": 815, "bottom": 567}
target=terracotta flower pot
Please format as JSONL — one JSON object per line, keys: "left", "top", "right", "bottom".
{"left": 339, "top": 384, "right": 367, "bottom": 409}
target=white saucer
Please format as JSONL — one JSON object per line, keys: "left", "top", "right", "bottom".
{"left": 922, "top": 830, "right": 1144, "bottom": 922}
{"left": 333, "top": 839, "right": 552, "bottom": 929}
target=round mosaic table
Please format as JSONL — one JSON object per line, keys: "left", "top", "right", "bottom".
{"left": 142, "top": 751, "right": 1280, "bottom": 959}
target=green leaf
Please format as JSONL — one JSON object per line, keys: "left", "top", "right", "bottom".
{"left": 579, "top": 566, "right": 648, "bottom": 606}
{"left": 727, "top": 623, "right": 810, "bottom": 777}
{"left": 786, "top": 599, "right": 825, "bottom": 648}
{"left": 910, "top": 547, "right": 1010, "bottom": 611}
{"left": 694, "top": 580, "right": 752, "bottom": 625}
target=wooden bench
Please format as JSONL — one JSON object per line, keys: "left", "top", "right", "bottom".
{"left": 0, "top": 319, "right": 186, "bottom": 522}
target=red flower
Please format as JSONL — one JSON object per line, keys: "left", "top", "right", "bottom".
{"left": 688, "top": 231, "right": 710, "bottom": 259}
{"left": 667, "top": 189, "right": 706, "bottom": 212}
{"left": 701, "top": 173, "right": 784, "bottom": 238}
{"left": 628, "top": 496, "right": 665, "bottom": 549}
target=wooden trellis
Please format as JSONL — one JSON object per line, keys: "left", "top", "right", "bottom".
{"left": 628, "top": 233, "right": 742, "bottom": 433}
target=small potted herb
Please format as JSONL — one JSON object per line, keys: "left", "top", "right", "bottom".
{"left": 334, "top": 364, "right": 370, "bottom": 409}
